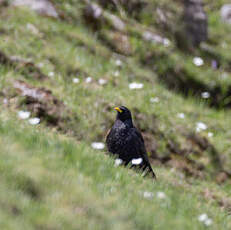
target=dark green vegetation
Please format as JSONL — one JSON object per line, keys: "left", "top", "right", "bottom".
{"left": 0, "top": 0, "right": 231, "bottom": 229}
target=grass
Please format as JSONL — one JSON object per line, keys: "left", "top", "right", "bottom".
{"left": 0, "top": 113, "right": 230, "bottom": 229}
{"left": 0, "top": 0, "right": 231, "bottom": 229}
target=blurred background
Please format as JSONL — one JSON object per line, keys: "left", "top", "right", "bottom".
{"left": 0, "top": 0, "right": 231, "bottom": 229}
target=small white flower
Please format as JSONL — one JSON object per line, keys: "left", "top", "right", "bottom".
{"left": 26, "top": 23, "right": 39, "bottom": 35}
{"left": 115, "top": 59, "right": 122, "bottom": 67}
{"left": 157, "top": 191, "right": 166, "bottom": 199}
{"left": 222, "top": 42, "right": 227, "bottom": 48}
{"left": 178, "top": 172, "right": 185, "bottom": 179}
{"left": 150, "top": 97, "right": 159, "bottom": 103}
{"left": 204, "top": 218, "right": 213, "bottom": 226}
{"left": 196, "top": 122, "right": 207, "bottom": 132}
{"left": 193, "top": 57, "right": 204, "bottom": 66}
{"left": 98, "top": 78, "right": 107, "bottom": 85}
{"left": 208, "top": 132, "right": 213, "bottom": 137}
{"left": 91, "top": 4, "right": 102, "bottom": 18}
{"left": 114, "top": 158, "right": 123, "bottom": 166}
{"left": 37, "top": 63, "right": 44, "bottom": 68}
{"left": 110, "top": 187, "right": 116, "bottom": 193}
{"left": 198, "top": 213, "right": 208, "bottom": 222}
{"left": 163, "top": 38, "right": 170, "bottom": 47}
{"left": 85, "top": 77, "right": 92, "bottom": 83}
{"left": 91, "top": 142, "right": 105, "bottom": 150}
{"left": 28, "top": 117, "right": 40, "bottom": 125}
{"left": 142, "top": 32, "right": 170, "bottom": 47}
{"left": 131, "top": 158, "right": 143, "bottom": 165}
{"left": 114, "top": 71, "right": 120, "bottom": 77}
{"left": 221, "top": 72, "right": 228, "bottom": 79}
{"left": 3, "top": 98, "right": 8, "bottom": 104}
{"left": 18, "top": 111, "right": 31, "bottom": 120}
{"left": 48, "top": 72, "right": 55, "bottom": 77}
{"left": 177, "top": 113, "right": 185, "bottom": 119}
{"left": 143, "top": 191, "right": 153, "bottom": 199}
{"left": 143, "top": 31, "right": 154, "bottom": 41}
{"left": 129, "top": 82, "right": 143, "bottom": 90}
{"left": 201, "top": 92, "right": 210, "bottom": 99}
{"left": 73, "top": 78, "right": 80, "bottom": 84}
{"left": 198, "top": 214, "right": 212, "bottom": 226}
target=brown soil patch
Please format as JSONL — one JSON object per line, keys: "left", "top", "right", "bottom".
{"left": 0, "top": 51, "right": 48, "bottom": 80}
{"left": 12, "top": 80, "right": 76, "bottom": 132}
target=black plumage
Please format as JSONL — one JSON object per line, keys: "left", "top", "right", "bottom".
{"left": 106, "top": 106, "right": 156, "bottom": 178}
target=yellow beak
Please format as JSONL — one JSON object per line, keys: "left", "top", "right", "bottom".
{"left": 114, "top": 107, "right": 122, "bottom": 113}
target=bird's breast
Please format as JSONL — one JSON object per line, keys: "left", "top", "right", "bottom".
{"left": 107, "top": 125, "right": 128, "bottom": 149}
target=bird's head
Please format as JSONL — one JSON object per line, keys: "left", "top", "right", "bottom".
{"left": 114, "top": 106, "right": 132, "bottom": 122}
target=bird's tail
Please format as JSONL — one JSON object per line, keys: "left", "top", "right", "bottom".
{"left": 146, "top": 164, "right": 156, "bottom": 179}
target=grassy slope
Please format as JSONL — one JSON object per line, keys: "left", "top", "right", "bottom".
{"left": 0, "top": 113, "right": 230, "bottom": 230}
{"left": 0, "top": 1, "right": 231, "bottom": 229}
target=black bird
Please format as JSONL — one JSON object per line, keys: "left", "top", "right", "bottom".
{"left": 106, "top": 106, "right": 156, "bottom": 178}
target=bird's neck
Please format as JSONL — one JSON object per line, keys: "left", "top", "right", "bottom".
{"left": 120, "top": 119, "right": 133, "bottom": 128}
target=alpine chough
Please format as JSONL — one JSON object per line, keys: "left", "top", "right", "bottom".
{"left": 106, "top": 106, "right": 156, "bottom": 178}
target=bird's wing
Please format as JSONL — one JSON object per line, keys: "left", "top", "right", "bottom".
{"left": 133, "top": 128, "right": 149, "bottom": 160}
{"left": 122, "top": 127, "right": 148, "bottom": 161}
{"left": 128, "top": 128, "right": 156, "bottom": 178}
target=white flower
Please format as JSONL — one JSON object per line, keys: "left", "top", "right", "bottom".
{"left": 204, "top": 218, "right": 213, "bottom": 226}
{"left": 131, "top": 158, "right": 143, "bottom": 165}
{"left": 85, "top": 77, "right": 92, "bottom": 83}
{"left": 114, "top": 71, "right": 120, "bottom": 77}
{"left": 115, "top": 59, "right": 122, "bottom": 67}
{"left": 196, "top": 122, "right": 207, "bottom": 132}
{"left": 142, "top": 32, "right": 170, "bottom": 46}
{"left": 198, "top": 214, "right": 213, "bottom": 226}
{"left": 93, "top": 5, "right": 102, "bottom": 18}
{"left": 221, "top": 73, "right": 228, "bottom": 79}
{"left": 28, "top": 117, "right": 40, "bottom": 125}
{"left": 110, "top": 187, "right": 116, "bottom": 193}
{"left": 157, "top": 191, "right": 166, "bottom": 199}
{"left": 163, "top": 38, "right": 170, "bottom": 47}
{"left": 193, "top": 57, "right": 204, "bottom": 66}
{"left": 129, "top": 82, "right": 143, "bottom": 90}
{"left": 98, "top": 78, "right": 107, "bottom": 85}
{"left": 48, "top": 71, "right": 55, "bottom": 77}
{"left": 114, "top": 158, "right": 123, "bottom": 166}
{"left": 37, "top": 63, "right": 44, "bottom": 68}
{"left": 201, "top": 92, "right": 210, "bottom": 99}
{"left": 26, "top": 23, "right": 39, "bottom": 35}
{"left": 150, "top": 97, "right": 159, "bottom": 103}
{"left": 18, "top": 111, "right": 31, "bottom": 120}
{"left": 3, "top": 98, "right": 8, "bottom": 104}
{"left": 198, "top": 213, "right": 208, "bottom": 222}
{"left": 73, "top": 78, "right": 80, "bottom": 84}
{"left": 177, "top": 113, "right": 185, "bottom": 119}
{"left": 143, "top": 191, "right": 153, "bottom": 199}
{"left": 91, "top": 142, "right": 105, "bottom": 150}
{"left": 222, "top": 42, "right": 227, "bottom": 48}
{"left": 143, "top": 31, "right": 154, "bottom": 41}
{"left": 208, "top": 132, "right": 213, "bottom": 137}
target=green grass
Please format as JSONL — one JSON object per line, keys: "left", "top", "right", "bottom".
{"left": 0, "top": 0, "right": 231, "bottom": 228}
{"left": 0, "top": 113, "right": 230, "bottom": 229}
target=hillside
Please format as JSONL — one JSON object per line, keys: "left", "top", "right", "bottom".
{"left": 0, "top": 0, "right": 231, "bottom": 229}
